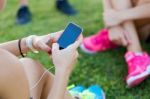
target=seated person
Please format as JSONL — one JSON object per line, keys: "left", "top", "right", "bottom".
{"left": 81, "top": 0, "right": 150, "bottom": 88}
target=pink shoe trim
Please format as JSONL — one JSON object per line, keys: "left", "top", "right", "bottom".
{"left": 125, "top": 51, "right": 150, "bottom": 87}
{"left": 125, "top": 51, "right": 148, "bottom": 62}
{"left": 82, "top": 29, "right": 117, "bottom": 52}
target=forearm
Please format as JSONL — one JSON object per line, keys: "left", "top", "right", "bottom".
{"left": 120, "top": 4, "right": 150, "bottom": 21}
{"left": 48, "top": 69, "right": 73, "bottom": 99}
{"left": 0, "top": 38, "right": 29, "bottom": 56}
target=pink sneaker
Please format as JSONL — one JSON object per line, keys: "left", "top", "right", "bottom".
{"left": 80, "top": 29, "right": 116, "bottom": 54}
{"left": 125, "top": 51, "right": 150, "bottom": 88}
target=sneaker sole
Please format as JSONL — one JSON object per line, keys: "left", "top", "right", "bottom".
{"left": 102, "top": 90, "right": 106, "bottom": 99}
{"left": 80, "top": 44, "right": 97, "bottom": 54}
{"left": 127, "top": 65, "right": 150, "bottom": 88}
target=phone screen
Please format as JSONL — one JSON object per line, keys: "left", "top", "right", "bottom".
{"left": 57, "top": 23, "right": 83, "bottom": 49}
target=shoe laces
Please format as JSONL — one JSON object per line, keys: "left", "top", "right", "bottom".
{"left": 128, "top": 53, "right": 150, "bottom": 68}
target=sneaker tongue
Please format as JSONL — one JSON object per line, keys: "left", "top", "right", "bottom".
{"left": 125, "top": 52, "right": 147, "bottom": 61}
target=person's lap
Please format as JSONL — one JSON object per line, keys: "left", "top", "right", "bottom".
{"left": 20, "top": 58, "right": 48, "bottom": 99}
{"left": 20, "top": 58, "right": 73, "bottom": 99}
{"left": 0, "top": 49, "right": 30, "bottom": 99}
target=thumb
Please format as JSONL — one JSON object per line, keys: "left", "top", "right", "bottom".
{"left": 67, "top": 39, "right": 82, "bottom": 50}
{"left": 52, "top": 43, "right": 59, "bottom": 53}
{"left": 68, "top": 34, "right": 83, "bottom": 50}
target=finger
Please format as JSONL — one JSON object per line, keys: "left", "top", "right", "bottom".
{"left": 50, "top": 30, "right": 64, "bottom": 42}
{"left": 121, "top": 35, "right": 128, "bottom": 47}
{"left": 52, "top": 43, "right": 59, "bottom": 53}
{"left": 124, "top": 32, "right": 131, "bottom": 45}
{"left": 38, "top": 41, "right": 51, "bottom": 52}
{"left": 67, "top": 36, "right": 83, "bottom": 50}
{"left": 77, "top": 34, "right": 83, "bottom": 41}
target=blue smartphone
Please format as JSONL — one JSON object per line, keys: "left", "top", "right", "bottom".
{"left": 57, "top": 23, "right": 83, "bottom": 49}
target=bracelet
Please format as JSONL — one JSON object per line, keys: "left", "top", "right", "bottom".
{"left": 18, "top": 39, "right": 26, "bottom": 57}
{"left": 26, "top": 35, "right": 39, "bottom": 53}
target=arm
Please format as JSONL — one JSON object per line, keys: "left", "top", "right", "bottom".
{"left": 48, "top": 69, "right": 73, "bottom": 99}
{"left": 0, "top": 32, "right": 62, "bottom": 56}
{"left": 103, "top": 3, "right": 150, "bottom": 27}
{"left": 48, "top": 35, "right": 82, "bottom": 99}
{"left": 0, "top": 38, "right": 29, "bottom": 56}
{"left": 120, "top": 3, "right": 150, "bottom": 21}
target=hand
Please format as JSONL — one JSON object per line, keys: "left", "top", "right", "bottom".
{"left": 103, "top": 10, "right": 123, "bottom": 27}
{"left": 109, "top": 27, "right": 131, "bottom": 47}
{"left": 52, "top": 34, "right": 83, "bottom": 73}
{"left": 31, "top": 31, "right": 63, "bottom": 54}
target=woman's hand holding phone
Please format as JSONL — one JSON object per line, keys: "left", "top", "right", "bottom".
{"left": 52, "top": 34, "right": 83, "bottom": 74}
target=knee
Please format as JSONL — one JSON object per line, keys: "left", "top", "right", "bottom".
{"left": 19, "top": 57, "right": 38, "bottom": 63}
{"left": 0, "top": 49, "right": 29, "bottom": 93}
{"left": 20, "top": 57, "right": 45, "bottom": 77}
{"left": 20, "top": 58, "right": 44, "bottom": 70}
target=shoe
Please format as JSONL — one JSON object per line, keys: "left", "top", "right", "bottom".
{"left": 69, "top": 85, "right": 85, "bottom": 98}
{"left": 125, "top": 51, "right": 150, "bottom": 87}
{"left": 80, "top": 29, "right": 116, "bottom": 54}
{"left": 16, "top": 6, "right": 31, "bottom": 24}
{"left": 80, "top": 85, "right": 105, "bottom": 99}
{"left": 56, "top": 0, "right": 77, "bottom": 15}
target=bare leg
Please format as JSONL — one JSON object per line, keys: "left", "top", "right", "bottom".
{"left": 103, "top": 0, "right": 142, "bottom": 52}
{"left": 20, "top": 0, "right": 28, "bottom": 6}
{"left": 41, "top": 72, "right": 73, "bottom": 99}
{"left": 20, "top": 58, "right": 46, "bottom": 99}
{"left": 103, "top": 0, "right": 132, "bottom": 47}
{"left": 0, "top": 49, "right": 30, "bottom": 99}
{"left": 20, "top": 58, "right": 73, "bottom": 99}
{"left": 0, "top": 49, "right": 73, "bottom": 99}
{"left": 136, "top": 0, "right": 150, "bottom": 40}
{"left": 111, "top": 0, "right": 142, "bottom": 52}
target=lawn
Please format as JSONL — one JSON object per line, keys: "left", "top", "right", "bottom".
{"left": 1, "top": 0, "right": 150, "bottom": 99}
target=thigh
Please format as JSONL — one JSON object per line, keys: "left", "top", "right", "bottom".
{"left": 20, "top": 58, "right": 73, "bottom": 99}
{"left": 41, "top": 72, "right": 73, "bottom": 99}
{"left": 137, "top": 0, "right": 150, "bottom": 5}
{"left": 111, "top": 0, "right": 132, "bottom": 10}
{"left": 20, "top": 58, "right": 47, "bottom": 99}
{"left": 0, "top": 49, "right": 30, "bottom": 99}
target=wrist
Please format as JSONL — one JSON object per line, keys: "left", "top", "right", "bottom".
{"left": 25, "top": 35, "right": 39, "bottom": 53}
{"left": 21, "top": 37, "right": 30, "bottom": 53}
{"left": 55, "top": 67, "right": 72, "bottom": 76}
{"left": 119, "top": 10, "right": 132, "bottom": 21}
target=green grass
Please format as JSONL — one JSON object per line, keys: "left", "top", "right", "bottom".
{"left": 1, "top": 0, "right": 150, "bottom": 99}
